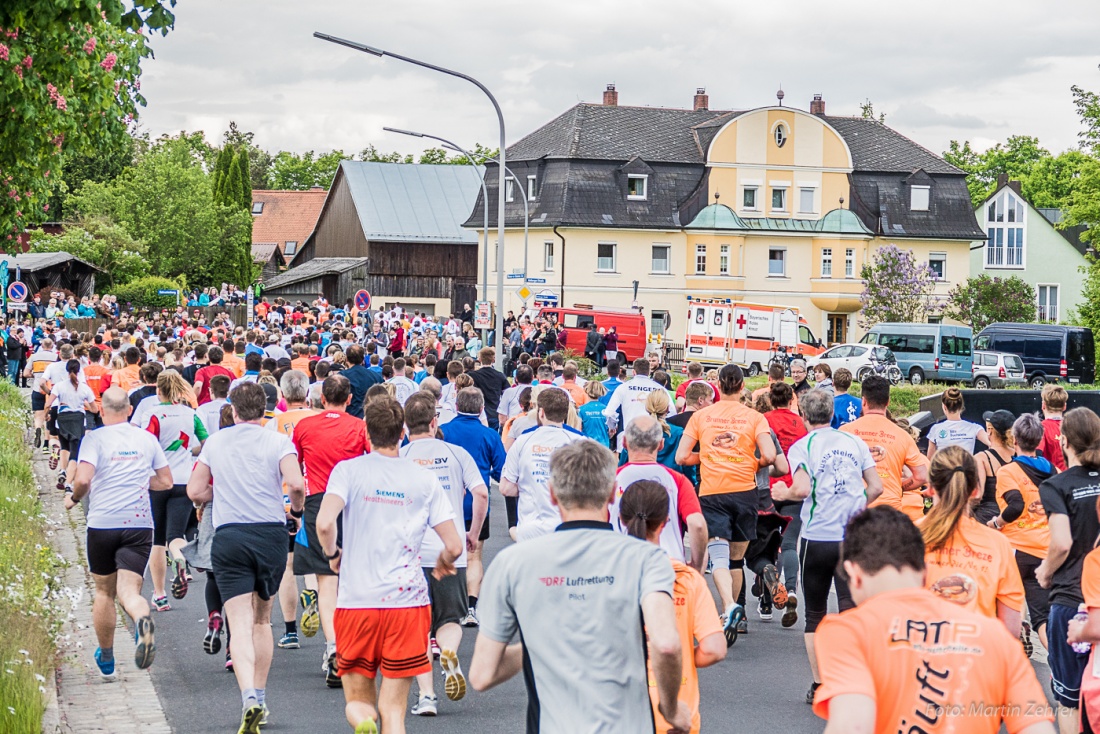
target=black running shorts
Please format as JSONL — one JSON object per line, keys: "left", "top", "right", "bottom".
{"left": 292, "top": 493, "right": 341, "bottom": 577}
{"left": 422, "top": 567, "right": 468, "bottom": 634}
{"left": 86, "top": 527, "right": 153, "bottom": 577}
{"left": 700, "top": 491, "right": 758, "bottom": 543}
{"left": 30, "top": 391, "right": 46, "bottom": 412}
{"left": 464, "top": 515, "right": 490, "bottom": 542}
{"left": 211, "top": 522, "right": 287, "bottom": 602}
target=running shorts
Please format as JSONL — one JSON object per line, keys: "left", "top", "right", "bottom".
{"left": 56, "top": 411, "right": 87, "bottom": 457}
{"left": 30, "top": 391, "right": 46, "bottom": 412}
{"left": 464, "top": 515, "right": 490, "bottom": 542}
{"left": 86, "top": 528, "right": 153, "bottom": 577}
{"left": 293, "top": 493, "right": 342, "bottom": 577}
{"left": 211, "top": 523, "right": 287, "bottom": 602}
{"left": 700, "top": 491, "right": 758, "bottom": 543}
{"left": 149, "top": 485, "right": 193, "bottom": 546}
{"left": 46, "top": 406, "right": 58, "bottom": 435}
{"left": 334, "top": 606, "right": 432, "bottom": 679}
{"left": 1048, "top": 602, "right": 1089, "bottom": 708}
{"left": 422, "top": 567, "right": 468, "bottom": 634}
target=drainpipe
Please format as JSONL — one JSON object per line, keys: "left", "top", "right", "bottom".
{"left": 553, "top": 225, "right": 566, "bottom": 305}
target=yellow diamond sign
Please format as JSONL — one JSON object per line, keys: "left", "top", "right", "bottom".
{"left": 516, "top": 285, "right": 532, "bottom": 300}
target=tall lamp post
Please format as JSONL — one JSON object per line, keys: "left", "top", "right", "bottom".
{"left": 313, "top": 33, "right": 508, "bottom": 369}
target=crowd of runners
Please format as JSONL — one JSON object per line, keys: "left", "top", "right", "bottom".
{"left": 16, "top": 292, "right": 1100, "bottom": 733}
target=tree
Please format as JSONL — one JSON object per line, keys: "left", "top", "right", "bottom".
{"left": 270, "top": 150, "right": 347, "bottom": 190}
{"left": 859, "top": 99, "right": 885, "bottom": 124}
{"left": 858, "top": 244, "right": 940, "bottom": 329}
{"left": 211, "top": 145, "right": 233, "bottom": 202}
{"left": 943, "top": 135, "right": 1053, "bottom": 208}
{"left": 223, "top": 121, "right": 272, "bottom": 190}
{"left": 0, "top": 1, "right": 175, "bottom": 240}
{"left": 358, "top": 145, "right": 412, "bottom": 164}
{"left": 1072, "top": 84, "right": 1100, "bottom": 154}
{"left": 944, "top": 275, "right": 1037, "bottom": 331}
{"left": 28, "top": 215, "right": 148, "bottom": 287}
{"left": 235, "top": 150, "right": 251, "bottom": 209}
{"left": 1074, "top": 254, "right": 1100, "bottom": 337}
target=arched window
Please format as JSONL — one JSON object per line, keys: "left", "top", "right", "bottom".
{"left": 774, "top": 123, "right": 788, "bottom": 148}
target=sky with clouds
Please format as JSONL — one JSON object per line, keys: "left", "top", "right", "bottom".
{"left": 137, "top": 0, "right": 1100, "bottom": 160}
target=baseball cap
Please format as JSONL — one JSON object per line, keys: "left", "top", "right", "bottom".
{"left": 982, "top": 409, "right": 1015, "bottom": 434}
{"left": 260, "top": 383, "right": 279, "bottom": 412}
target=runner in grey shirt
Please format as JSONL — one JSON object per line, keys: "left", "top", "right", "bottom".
{"left": 469, "top": 440, "right": 691, "bottom": 734}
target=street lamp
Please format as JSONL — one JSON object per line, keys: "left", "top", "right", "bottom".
{"left": 314, "top": 32, "right": 508, "bottom": 369}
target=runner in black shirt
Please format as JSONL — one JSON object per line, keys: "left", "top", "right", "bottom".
{"left": 468, "top": 347, "right": 510, "bottom": 431}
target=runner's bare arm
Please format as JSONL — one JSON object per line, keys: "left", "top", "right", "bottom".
{"left": 279, "top": 454, "right": 305, "bottom": 513}
{"left": 997, "top": 601, "right": 1022, "bottom": 638}
{"left": 769, "top": 449, "right": 789, "bottom": 477}
{"left": 466, "top": 483, "right": 489, "bottom": 551}
{"left": 1037, "top": 514, "right": 1072, "bottom": 589}
{"left": 431, "top": 519, "right": 463, "bottom": 581}
{"left": 821, "top": 693, "right": 875, "bottom": 734}
{"left": 772, "top": 467, "right": 811, "bottom": 502}
{"left": 673, "top": 437, "right": 698, "bottom": 467}
{"left": 67, "top": 462, "right": 96, "bottom": 505}
{"left": 900, "top": 460, "right": 927, "bottom": 492}
{"left": 469, "top": 637, "right": 523, "bottom": 691}
{"left": 1069, "top": 604, "right": 1100, "bottom": 644}
{"left": 150, "top": 466, "right": 173, "bottom": 492}
{"left": 685, "top": 513, "right": 708, "bottom": 574}
{"left": 695, "top": 631, "right": 726, "bottom": 668}
{"left": 755, "top": 430, "right": 777, "bottom": 466}
{"left": 186, "top": 461, "right": 213, "bottom": 503}
{"left": 499, "top": 478, "right": 519, "bottom": 497}
{"left": 642, "top": 590, "right": 690, "bottom": 733}
{"left": 316, "top": 493, "right": 345, "bottom": 571}
{"left": 862, "top": 467, "right": 884, "bottom": 504}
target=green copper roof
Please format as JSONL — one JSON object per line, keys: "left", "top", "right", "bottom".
{"left": 685, "top": 204, "right": 872, "bottom": 235}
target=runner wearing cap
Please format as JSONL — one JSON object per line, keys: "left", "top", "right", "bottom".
{"left": 975, "top": 409, "right": 1016, "bottom": 524}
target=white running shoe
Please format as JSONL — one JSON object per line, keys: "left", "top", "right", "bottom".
{"left": 411, "top": 694, "right": 438, "bottom": 716}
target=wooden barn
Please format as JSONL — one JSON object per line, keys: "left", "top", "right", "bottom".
{"left": 280, "top": 161, "right": 482, "bottom": 316}
{"left": 0, "top": 251, "right": 101, "bottom": 298}
{"left": 251, "top": 243, "right": 287, "bottom": 283}
{"left": 260, "top": 257, "right": 368, "bottom": 305}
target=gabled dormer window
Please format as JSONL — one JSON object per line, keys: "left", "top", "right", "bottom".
{"left": 985, "top": 189, "right": 1026, "bottom": 268}
{"left": 910, "top": 185, "right": 930, "bottom": 211}
{"left": 527, "top": 175, "right": 537, "bottom": 201}
{"left": 627, "top": 174, "right": 648, "bottom": 200}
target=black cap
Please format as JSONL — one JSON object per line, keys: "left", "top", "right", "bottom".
{"left": 260, "top": 382, "right": 279, "bottom": 412}
{"left": 982, "top": 409, "right": 1015, "bottom": 434}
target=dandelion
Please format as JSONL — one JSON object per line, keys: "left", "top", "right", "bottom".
{"left": 34, "top": 673, "right": 44, "bottom": 682}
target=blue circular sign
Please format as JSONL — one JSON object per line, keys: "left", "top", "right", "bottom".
{"left": 354, "top": 290, "right": 371, "bottom": 311}
{"left": 7, "top": 281, "right": 27, "bottom": 303}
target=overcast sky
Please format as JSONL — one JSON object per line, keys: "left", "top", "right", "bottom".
{"left": 138, "top": 0, "right": 1100, "bottom": 161}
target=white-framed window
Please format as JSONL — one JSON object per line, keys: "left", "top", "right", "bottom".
{"left": 627, "top": 174, "right": 648, "bottom": 200}
{"left": 284, "top": 241, "right": 297, "bottom": 256}
{"left": 527, "top": 175, "right": 537, "bottom": 201}
{"left": 251, "top": 201, "right": 264, "bottom": 215}
{"left": 694, "top": 244, "right": 706, "bottom": 274}
{"left": 505, "top": 179, "right": 514, "bottom": 203}
{"left": 743, "top": 186, "right": 758, "bottom": 210}
{"left": 845, "top": 248, "right": 854, "bottom": 278}
{"left": 771, "top": 187, "right": 787, "bottom": 212}
{"left": 821, "top": 247, "right": 833, "bottom": 278}
{"left": 650, "top": 310, "right": 670, "bottom": 337}
{"left": 768, "top": 248, "right": 786, "bottom": 277}
{"left": 928, "top": 252, "right": 947, "bottom": 280}
{"left": 493, "top": 240, "right": 499, "bottom": 271}
{"left": 1038, "top": 284, "right": 1059, "bottom": 322}
{"left": 911, "top": 185, "right": 930, "bottom": 211}
{"left": 774, "top": 122, "right": 788, "bottom": 148}
{"left": 651, "top": 244, "right": 670, "bottom": 274}
{"left": 799, "top": 187, "right": 815, "bottom": 214}
{"left": 720, "top": 245, "right": 730, "bottom": 275}
{"left": 597, "top": 242, "right": 617, "bottom": 272}
{"left": 985, "top": 190, "right": 1025, "bottom": 268}
{"left": 543, "top": 241, "right": 554, "bottom": 271}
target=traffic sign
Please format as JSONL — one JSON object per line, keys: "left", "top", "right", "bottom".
{"left": 157, "top": 289, "right": 179, "bottom": 296}
{"left": 7, "top": 281, "right": 27, "bottom": 303}
{"left": 525, "top": 277, "right": 547, "bottom": 284}
{"left": 507, "top": 273, "right": 525, "bottom": 280}
{"left": 354, "top": 289, "right": 371, "bottom": 311}
{"left": 516, "top": 285, "right": 532, "bottom": 301}
{"left": 533, "top": 290, "right": 559, "bottom": 306}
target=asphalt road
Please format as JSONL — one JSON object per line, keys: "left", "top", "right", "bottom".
{"left": 146, "top": 488, "right": 1054, "bottom": 734}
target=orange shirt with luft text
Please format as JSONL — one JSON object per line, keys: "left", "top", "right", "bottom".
{"left": 995, "top": 462, "right": 1050, "bottom": 560}
{"left": 920, "top": 515, "right": 1025, "bottom": 619}
{"left": 841, "top": 414, "right": 924, "bottom": 516}
{"left": 647, "top": 560, "right": 722, "bottom": 734}
{"left": 813, "top": 587, "right": 1052, "bottom": 734}
{"left": 682, "top": 399, "right": 771, "bottom": 496}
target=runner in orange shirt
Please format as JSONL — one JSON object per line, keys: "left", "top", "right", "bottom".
{"left": 840, "top": 375, "right": 927, "bottom": 518}
{"left": 221, "top": 338, "right": 247, "bottom": 379}
{"left": 675, "top": 363, "right": 776, "bottom": 644}
{"left": 111, "top": 346, "right": 142, "bottom": 393}
{"left": 83, "top": 345, "right": 110, "bottom": 414}
{"left": 920, "top": 446, "right": 1025, "bottom": 636}
{"left": 1067, "top": 543, "right": 1100, "bottom": 734}
{"left": 620, "top": 479, "right": 725, "bottom": 734}
{"left": 990, "top": 413, "right": 1055, "bottom": 654}
{"left": 813, "top": 505, "right": 1054, "bottom": 734}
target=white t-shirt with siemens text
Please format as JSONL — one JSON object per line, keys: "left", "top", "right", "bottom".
{"left": 78, "top": 422, "right": 169, "bottom": 530}
{"left": 327, "top": 453, "right": 454, "bottom": 609}
{"left": 400, "top": 438, "right": 485, "bottom": 568}
{"left": 928, "top": 419, "right": 984, "bottom": 455}
{"left": 49, "top": 380, "right": 95, "bottom": 413}
{"left": 503, "top": 425, "right": 589, "bottom": 542}
{"left": 787, "top": 427, "right": 877, "bottom": 542}
{"left": 196, "top": 422, "right": 296, "bottom": 528}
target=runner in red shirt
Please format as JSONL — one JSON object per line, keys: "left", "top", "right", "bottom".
{"left": 193, "top": 346, "right": 236, "bottom": 405}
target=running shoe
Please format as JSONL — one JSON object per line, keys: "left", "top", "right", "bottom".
{"left": 772, "top": 581, "right": 789, "bottom": 609}
{"left": 429, "top": 637, "right": 441, "bottom": 660}
{"left": 56, "top": 471, "right": 66, "bottom": 491}
{"left": 259, "top": 704, "right": 269, "bottom": 727}
{"left": 94, "top": 647, "right": 117, "bottom": 682}
{"left": 439, "top": 649, "right": 467, "bottom": 701}
{"left": 705, "top": 557, "right": 713, "bottom": 575}
{"left": 278, "top": 631, "right": 300, "bottom": 650}
{"left": 35, "top": 428, "right": 41, "bottom": 448}
{"left": 325, "top": 652, "right": 342, "bottom": 688}
{"left": 411, "top": 694, "right": 438, "bottom": 716}
{"left": 759, "top": 564, "right": 781, "bottom": 604}
{"left": 299, "top": 589, "right": 319, "bottom": 638}
{"left": 461, "top": 607, "right": 479, "bottom": 628}
{"left": 353, "top": 719, "right": 379, "bottom": 734}
{"left": 806, "top": 681, "right": 821, "bottom": 705}
{"left": 170, "top": 558, "right": 189, "bottom": 600}
{"left": 736, "top": 617, "right": 748, "bottom": 635}
{"left": 1021, "top": 621, "right": 1034, "bottom": 658}
{"left": 237, "top": 703, "right": 264, "bottom": 734}
{"left": 40, "top": 442, "right": 49, "bottom": 455}
{"left": 151, "top": 594, "right": 170, "bottom": 612}
{"left": 722, "top": 603, "right": 745, "bottom": 647}
{"left": 134, "top": 615, "right": 156, "bottom": 669}
{"left": 204, "top": 611, "right": 223, "bottom": 654}
{"left": 225, "top": 652, "right": 234, "bottom": 672}
{"left": 781, "top": 594, "right": 799, "bottom": 628}
{"left": 758, "top": 598, "right": 773, "bottom": 622}
{"left": 48, "top": 447, "right": 59, "bottom": 470}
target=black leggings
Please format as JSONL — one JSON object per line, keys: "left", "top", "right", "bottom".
{"left": 505, "top": 496, "right": 518, "bottom": 529}
{"left": 150, "top": 485, "right": 193, "bottom": 547}
{"left": 799, "top": 538, "right": 853, "bottom": 633}
{"left": 56, "top": 412, "right": 86, "bottom": 458}
{"left": 205, "top": 572, "right": 231, "bottom": 642}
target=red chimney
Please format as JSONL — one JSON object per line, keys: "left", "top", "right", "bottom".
{"left": 693, "top": 88, "right": 709, "bottom": 111}
{"left": 603, "top": 83, "right": 618, "bottom": 106}
{"left": 810, "top": 94, "right": 825, "bottom": 115}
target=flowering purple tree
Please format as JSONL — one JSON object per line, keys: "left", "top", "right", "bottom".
{"left": 858, "top": 244, "right": 940, "bottom": 329}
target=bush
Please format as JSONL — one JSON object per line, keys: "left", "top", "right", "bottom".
{"left": 111, "top": 275, "right": 185, "bottom": 310}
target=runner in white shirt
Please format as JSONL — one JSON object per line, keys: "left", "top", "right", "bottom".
{"left": 25, "top": 340, "right": 58, "bottom": 455}
{"left": 501, "top": 388, "right": 590, "bottom": 542}
{"left": 770, "top": 389, "right": 883, "bottom": 701}
{"left": 498, "top": 366, "right": 533, "bottom": 420}
{"left": 400, "top": 393, "right": 488, "bottom": 715}
{"left": 603, "top": 358, "right": 675, "bottom": 449}
{"left": 187, "top": 382, "right": 305, "bottom": 734}
{"left": 926, "top": 387, "right": 989, "bottom": 459}
{"left": 387, "top": 357, "right": 419, "bottom": 406}
{"left": 317, "top": 397, "right": 462, "bottom": 734}
{"left": 63, "top": 387, "right": 174, "bottom": 680}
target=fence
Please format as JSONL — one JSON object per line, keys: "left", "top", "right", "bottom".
{"left": 17, "top": 304, "right": 255, "bottom": 335}
{"left": 664, "top": 340, "right": 685, "bottom": 372}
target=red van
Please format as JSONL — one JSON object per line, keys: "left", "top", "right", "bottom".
{"left": 536, "top": 306, "right": 648, "bottom": 363}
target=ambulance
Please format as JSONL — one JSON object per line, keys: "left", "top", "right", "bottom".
{"left": 684, "top": 297, "right": 825, "bottom": 375}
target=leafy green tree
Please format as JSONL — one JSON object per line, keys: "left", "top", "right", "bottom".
{"left": 270, "top": 150, "right": 347, "bottom": 190}
{"left": 1072, "top": 84, "right": 1100, "bottom": 154}
{"left": 859, "top": 99, "right": 885, "bottom": 123}
{"left": 858, "top": 244, "right": 939, "bottom": 329}
{"left": 223, "top": 121, "right": 272, "bottom": 190}
{"left": 944, "top": 275, "right": 1036, "bottom": 331}
{"left": 44, "top": 133, "right": 136, "bottom": 221}
{"left": 358, "top": 145, "right": 413, "bottom": 164}
{"left": 235, "top": 150, "right": 251, "bottom": 209}
{"left": 27, "top": 215, "right": 148, "bottom": 287}
{"left": 944, "top": 136, "right": 1052, "bottom": 207}
{"left": 211, "top": 146, "right": 232, "bottom": 202}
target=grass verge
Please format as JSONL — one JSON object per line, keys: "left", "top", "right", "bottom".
{"left": 0, "top": 382, "right": 63, "bottom": 733}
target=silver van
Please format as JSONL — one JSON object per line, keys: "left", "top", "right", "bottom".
{"left": 971, "top": 350, "right": 1026, "bottom": 389}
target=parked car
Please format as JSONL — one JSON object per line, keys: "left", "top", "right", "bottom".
{"left": 971, "top": 350, "right": 1027, "bottom": 389}
{"left": 535, "top": 306, "right": 648, "bottom": 364}
{"left": 974, "top": 323, "right": 1095, "bottom": 387}
{"left": 808, "top": 343, "right": 899, "bottom": 382}
{"left": 860, "top": 323, "right": 973, "bottom": 385}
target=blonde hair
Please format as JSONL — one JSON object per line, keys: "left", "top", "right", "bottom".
{"left": 1042, "top": 384, "right": 1069, "bottom": 412}
{"left": 157, "top": 370, "right": 192, "bottom": 405}
{"left": 584, "top": 380, "right": 607, "bottom": 400}
{"left": 645, "top": 390, "right": 671, "bottom": 436}
{"left": 921, "top": 446, "right": 979, "bottom": 552}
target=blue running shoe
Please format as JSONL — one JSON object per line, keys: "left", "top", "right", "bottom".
{"left": 723, "top": 603, "right": 745, "bottom": 647}
{"left": 94, "top": 648, "right": 117, "bottom": 681}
